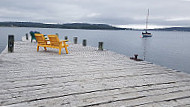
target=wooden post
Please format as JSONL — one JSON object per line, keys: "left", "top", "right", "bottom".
{"left": 8, "top": 35, "right": 14, "bottom": 53}
{"left": 26, "top": 33, "right": 28, "bottom": 40}
{"left": 74, "top": 37, "right": 78, "bottom": 44}
{"left": 98, "top": 42, "right": 103, "bottom": 51}
{"left": 56, "top": 33, "right": 59, "bottom": 37}
{"left": 83, "top": 39, "right": 87, "bottom": 46}
{"left": 65, "top": 36, "right": 68, "bottom": 40}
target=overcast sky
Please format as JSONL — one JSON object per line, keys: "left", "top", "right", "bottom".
{"left": 0, "top": 0, "right": 190, "bottom": 29}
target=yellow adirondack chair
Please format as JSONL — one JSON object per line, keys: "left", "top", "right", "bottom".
{"left": 35, "top": 34, "right": 69, "bottom": 55}
{"left": 35, "top": 33, "right": 49, "bottom": 51}
{"left": 48, "top": 35, "right": 69, "bottom": 55}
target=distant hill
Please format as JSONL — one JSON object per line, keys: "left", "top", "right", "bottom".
{"left": 0, "top": 22, "right": 126, "bottom": 30}
{"left": 1, "top": 22, "right": 190, "bottom": 31}
{"left": 151, "top": 27, "right": 190, "bottom": 32}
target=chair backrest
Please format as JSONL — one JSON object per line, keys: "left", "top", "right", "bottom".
{"left": 30, "top": 31, "right": 40, "bottom": 40}
{"left": 48, "top": 35, "right": 60, "bottom": 46}
{"left": 30, "top": 31, "right": 36, "bottom": 40}
{"left": 35, "top": 34, "right": 47, "bottom": 45}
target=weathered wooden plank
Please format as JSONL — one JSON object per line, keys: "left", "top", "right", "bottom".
{"left": 0, "top": 39, "right": 190, "bottom": 107}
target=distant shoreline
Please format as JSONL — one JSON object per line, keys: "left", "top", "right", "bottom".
{"left": 0, "top": 22, "right": 126, "bottom": 30}
{"left": 0, "top": 22, "right": 190, "bottom": 32}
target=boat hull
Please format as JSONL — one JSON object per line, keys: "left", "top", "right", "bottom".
{"left": 142, "top": 32, "right": 152, "bottom": 37}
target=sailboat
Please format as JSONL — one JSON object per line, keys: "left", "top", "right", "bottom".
{"left": 142, "top": 9, "right": 152, "bottom": 37}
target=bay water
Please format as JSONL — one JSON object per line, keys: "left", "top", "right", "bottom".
{"left": 0, "top": 27, "right": 190, "bottom": 73}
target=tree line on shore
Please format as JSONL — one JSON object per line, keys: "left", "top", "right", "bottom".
{"left": 0, "top": 22, "right": 126, "bottom": 30}
{"left": 0, "top": 22, "right": 190, "bottom": 32}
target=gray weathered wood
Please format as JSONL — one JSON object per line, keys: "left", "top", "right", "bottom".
{"left": 0, "top": 37, "right": 190, "bottom": 107}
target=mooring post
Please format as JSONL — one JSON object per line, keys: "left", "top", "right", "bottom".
{"left": 83, "top": 39, "right": 87, "bottom": 46}
{"left": 134, "top": 54, "right": 138, "bottom": 60}
{"left": 65, "top": 36, "right": 68, "bottom": 40}
{"left": 74, "top": 37, "right": 78, "bottom": 44}
{"left": 56, "top": 33, "right": 58, "bottom": 36}
{"left": 26, "top": 33, "right": 28, "bottom": 40}
{"left": 8, "top": 35, "right": 14, "bottom": 53}
{"left": 98, "top": 42, "right": 103, "bottom": 51}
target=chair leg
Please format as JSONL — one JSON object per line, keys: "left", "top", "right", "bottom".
{"left": 37, "top": 45, "right": 39, "bottom": 51}
{"left": 65, "top": 46, "right": 69, "bottom": 54}
{"left": 59, "top": 48, "right": 61, "bottom": 55}
{"left": 44, "top": 47, "right": 47, "bottom": 51}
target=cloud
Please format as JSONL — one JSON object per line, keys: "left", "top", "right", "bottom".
{"left": 0, "top": 0, "right": 190, "bottom": 28}
{"left": 166, "top": 17, "right": 190, "bottom": 21}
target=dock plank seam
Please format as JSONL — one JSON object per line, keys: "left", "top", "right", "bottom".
{"left": 0, "top": 40, "right": 190, "bottom": 106}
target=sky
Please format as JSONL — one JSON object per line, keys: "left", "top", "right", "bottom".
{"left": 0, "top": 0, "right": 190, "bottom": 29}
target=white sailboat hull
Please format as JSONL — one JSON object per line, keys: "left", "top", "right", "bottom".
{"left": 142, "top": 32, "right": 152, "bottom": 37}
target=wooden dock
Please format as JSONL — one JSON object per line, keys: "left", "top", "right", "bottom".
{"left": 0, "top": 39, "right": 190, "bottom": 107}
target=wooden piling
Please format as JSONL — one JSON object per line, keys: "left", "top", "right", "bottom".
{"left": 26, "top": 33, "right": 28, "bottom": 40}
{"left": 65, "top": 36, "right": 68, "bottom": 40}
{"left": 74, "top": 37, "right": 78, "bottom": 44}
{"left": 83, "top": 39, "right": 87, "bottom": 46}
{"left": 98, "top": 42, "right": 103, "bottom": 51}
{"left": 8, "top": 35, "right": 14, "bottom": 53}
{"left": 56, "top": 33, "right": 59, "bottom": 37}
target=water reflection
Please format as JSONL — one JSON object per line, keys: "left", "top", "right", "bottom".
{"left": 141, "top": 37, "right": 152, "bottom": 61}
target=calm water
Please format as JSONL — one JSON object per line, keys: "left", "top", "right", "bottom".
{"left": 0, "top": 27, "right": 190, "bottom": 73}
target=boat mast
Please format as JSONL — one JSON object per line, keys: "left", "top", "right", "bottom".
{"left": 145, "top": 9, "right": 149, "bottom": 32}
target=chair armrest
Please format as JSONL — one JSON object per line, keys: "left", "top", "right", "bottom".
{"left": 60, "top": 40, "right": 69, "bottom": 43}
